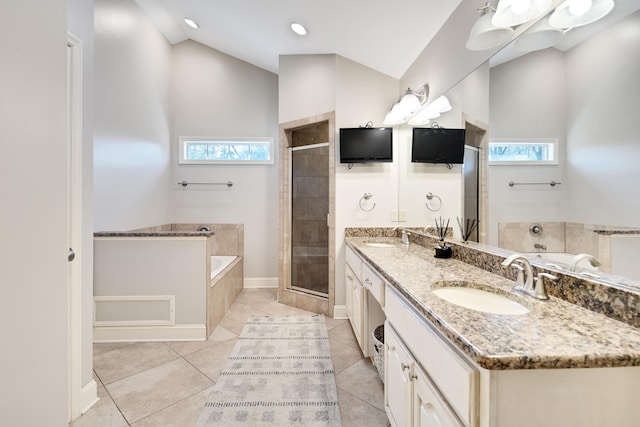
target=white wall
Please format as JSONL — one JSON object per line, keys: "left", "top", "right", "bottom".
{"left": 401, "top": 0, "right": 492, "bottom": 104}
{"left": 398, "top": 64, "right": 490, "bottom": 239}
{"left": 488, "top": 48, "right": 567, "bottom": 246}
{"left": 0, "top": 1, "right": 69, "bottom": 424}
{"left": 564, "top": 11, "right": 640, "bottom": 227}
{"left": 278, "top": 54, "right": 399, "bottom": 306}
{"left": 170, "top": 40, "right": 279, "bottom": 279}
{"left": 335, "top": 56, "right": 401, "bottom": 305}
{"left": 279, "top": 54, "right": 337, "bottom": 124}
{"left": 487, "top": 12, "right": 640, "bottom": 246}
{"left": 68, "top": 0, "right": 96, "bottom": 403}
{"left": 94, "top": 0, "right": 173, "bottom": 231}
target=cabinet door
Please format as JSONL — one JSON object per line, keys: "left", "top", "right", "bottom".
{"left": 345, "top": 265, "right": 355, "bottom": 318}
{"left": 351, "top": 277, "right": 363, "bottom": 348}
{"left": 413, "top": 363, "right": 462, "bottom": 427}
{"left": 385, "top": 324, "right": 412, "bottom": 427}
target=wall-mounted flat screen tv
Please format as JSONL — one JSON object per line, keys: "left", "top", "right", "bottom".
{"left": 339, "top": 127, "right": 393, "bottom": 163}
{"left": 411, "top": 127, "right": 466, "bottom": 164}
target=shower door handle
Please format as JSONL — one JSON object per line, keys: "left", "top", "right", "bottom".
{"left": 68, "top": 248, "right": 76, "bottom": 262}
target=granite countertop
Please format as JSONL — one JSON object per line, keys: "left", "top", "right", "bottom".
{"left": 346, "top": 236, "right": 640, "bottom": 370}
{"left": 94, "top": 231, "right": 214, "bottom": 237}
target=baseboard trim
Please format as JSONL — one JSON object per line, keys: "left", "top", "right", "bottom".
{"left": 93, "top": 324, "right": 206, "bottom": 342}
{"left": 80, "top": 379, "right": 99, "bottom": 415}
{"left": 333, "top": 305, "right": 348, "bottom": 320}
{"left": 244, "top": 277, "right": 278, "bottom": 289}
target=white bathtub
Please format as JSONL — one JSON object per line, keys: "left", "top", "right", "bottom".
{"left": 526, "top": 252, "right": 599, "bottom": 271}
{"left": 211, "top": 255, "right": 237, "bottom": 280}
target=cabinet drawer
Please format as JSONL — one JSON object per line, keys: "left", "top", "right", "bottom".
{"left": 345, "top": 246, "right": 362, "bottom": 277}
{"left": 386, "top": 285, "right": 478, "bottom": 426}
{"left": 362, "top": 262, "right": 384, "bottom": 306}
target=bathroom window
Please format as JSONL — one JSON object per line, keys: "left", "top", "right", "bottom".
{"left": 179, "top": 137, "right": 274, "bottom": 165}
{"left": 488, "top": 139, "right": 558, "bottom": 165}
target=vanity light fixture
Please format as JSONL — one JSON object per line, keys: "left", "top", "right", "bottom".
{"left": 184, "top": 17, "right": 199, "bottom": 29}
{"left": 383, "top": 85, "right": 429, "bottom": 126}
{"left": 548, "top": 0, "right": 614, "bottom": 29}
{"left": 290, "top": 22, "right": 308, "bottom": 36}
{"left": 514, "top": 15, "right": 566, "bottom": 51}
{"left": 407, "top": 95, "right": 453, "bottom": 126}
{"left": 492, "top": 0, "right": 552, "bottom": 27}
{"left": 466, "top": 2, "right": 515, "bottom": 51}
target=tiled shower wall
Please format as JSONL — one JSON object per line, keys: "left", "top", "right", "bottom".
{"left": 291, "top": 146, "right": 329, "bottom": 294}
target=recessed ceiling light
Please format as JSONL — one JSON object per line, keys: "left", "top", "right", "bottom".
{"left": 184, "top": 17, "right": 199, "bottom": 29}
{"left": 290, "top": 22, "right": 307, "bottom": 36}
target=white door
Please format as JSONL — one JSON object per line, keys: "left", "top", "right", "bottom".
{"left": 67, "top": 33, "right": 84, "bottom": 421}
{"left": 0, "top": 3, "right": 70, "bottom": 424}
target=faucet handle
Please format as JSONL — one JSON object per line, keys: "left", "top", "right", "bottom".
{"left": 533, "top": 272, "right": 557, "bottom": 300}
{"left": 509, "top": 263, "right": 525, "bottom": 289}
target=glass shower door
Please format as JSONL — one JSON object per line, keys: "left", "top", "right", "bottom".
{"left": 290, "top": 143, "right": 329, "bottom": 296}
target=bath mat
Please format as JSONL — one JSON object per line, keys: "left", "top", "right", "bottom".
{"left": 195, "top": 314, "right": 343, "bottom": 426}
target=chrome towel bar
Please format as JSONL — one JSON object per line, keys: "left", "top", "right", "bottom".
{"left": 178, "top": 180, "right": 233, "bottom": 187}
{"left": 508, "top": 181, "right": 561, "bottom": 187}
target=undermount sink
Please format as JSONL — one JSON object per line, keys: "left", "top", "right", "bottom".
{"left": 365, "top": 242, "right": 395, "bottom": 248}
{"left": 431, "top": 284, "right": 530, "bottom": 315}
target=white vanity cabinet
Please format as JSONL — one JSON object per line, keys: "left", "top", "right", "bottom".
{"left": 386, "top": 324, "right": 462, "bottom": 427}
{"left": 386, "top": 285, "right": 478, "bottom": 427}
{"left": 345, "top": 245, "right": 386, "bottom": 357}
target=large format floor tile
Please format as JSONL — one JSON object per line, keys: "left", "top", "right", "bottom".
{"left": 106, "top": 358, "right": 214, "bottom": 423}
{"left": 73, "top": 288, "right": 388, "bottom": 426}
{"left": 93, "top": 342, "right": 180, "bottom": 385}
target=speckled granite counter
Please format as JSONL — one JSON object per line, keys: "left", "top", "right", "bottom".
{"left": 94, "top": 231, "right": 213, "bottom": 237}
{"left": 346, "top": 236, "right": 640, "bottom": 370}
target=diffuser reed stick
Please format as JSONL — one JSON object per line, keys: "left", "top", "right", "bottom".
{"left": 456, "top": 216, "right": 478, "bottom": 241}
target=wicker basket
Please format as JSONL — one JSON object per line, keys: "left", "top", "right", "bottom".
{"left": 372, "top": 324, "right": 385, "bottom": 383}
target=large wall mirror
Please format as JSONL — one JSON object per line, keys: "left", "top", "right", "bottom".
{"left": 399, "top": 0, "right": 640, "bottom": 287}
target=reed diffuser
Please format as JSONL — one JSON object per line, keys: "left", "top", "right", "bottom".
{"left": 434, "top": 217, "right": 452, "bottom": 258}
{"left": 456, "top": 216, "right": 479, "bottom": 242}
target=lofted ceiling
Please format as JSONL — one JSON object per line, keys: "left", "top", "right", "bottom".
{"left": 133, "top": 0, "right": 463, "bottom": 80}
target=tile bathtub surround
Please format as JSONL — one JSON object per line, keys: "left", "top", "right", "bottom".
{"left": 346, "top": 236, "right": 640, "bottom": 370}
{"left": 345, "top": 228, "right": 640, "bottom": 329}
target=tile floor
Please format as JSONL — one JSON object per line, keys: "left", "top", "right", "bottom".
{"left": 71, "top": 288, "right": 389, "bottom": 426}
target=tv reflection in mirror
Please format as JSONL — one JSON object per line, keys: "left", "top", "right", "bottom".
{"left": 339, "top": 127, "right": 393, "bottom": 163}
{"left": 412, "top": 127, "right": 466, "bottom": 164}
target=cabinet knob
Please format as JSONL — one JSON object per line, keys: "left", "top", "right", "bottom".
{"left": 410, "top": 373, "right": 418, "bottom": 381}
{"left": 347, "top": 274, "right": 353, "bottom": 281}
{"left": 401, "top": 363, "right": 410, "bottom": 371}
{"left": 364, "top": 278, "right": 372, "bottom": 285}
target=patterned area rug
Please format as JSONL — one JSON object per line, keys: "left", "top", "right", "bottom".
{"left": 196, "top": 315, "right": 343, "bottom": 426}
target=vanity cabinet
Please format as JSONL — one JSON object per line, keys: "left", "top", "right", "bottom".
{"left": 386, "top": 324, "right": 462, "bottom": 427}
{"left": 345, "top": 245, "right": 386, "bottom": 357}
{"left": 386, "top": 285, "right": 478, "bottom": 427}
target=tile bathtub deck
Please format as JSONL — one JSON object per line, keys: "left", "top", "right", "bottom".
{"left": 71, "top": 288, "right": 388, "bottom": 427}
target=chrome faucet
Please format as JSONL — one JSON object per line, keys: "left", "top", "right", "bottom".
{"left": 568, "top": 253, "right": 601, "bottom": 272}
{"left": 501, "top": 254, "right": 556, "bottom": 300}
{"left": 533, "top": 243, "right": 547, "bottom": 250}
{"left": 393, "top": 225, "right": 410, "bottom": 245}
